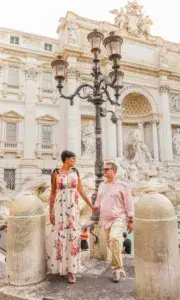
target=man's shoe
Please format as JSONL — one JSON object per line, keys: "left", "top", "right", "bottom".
{"left": 112, "top": 271, "right": 120, "bottom": 283}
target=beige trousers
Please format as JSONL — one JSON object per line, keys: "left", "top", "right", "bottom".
{"left": 104, "top": 218, "right": 126, "bottom": 276}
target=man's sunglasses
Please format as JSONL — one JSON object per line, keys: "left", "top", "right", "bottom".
{"left": 103, "top": 168, "right": 112, "bottom": 171}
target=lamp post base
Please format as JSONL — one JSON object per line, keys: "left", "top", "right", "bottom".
{"left": 91, "top": 213, "right": 100, "bottom": 222}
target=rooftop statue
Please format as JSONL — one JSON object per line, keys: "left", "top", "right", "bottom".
{"left": 110, "top": 0, "right": 153, "bottom": 39}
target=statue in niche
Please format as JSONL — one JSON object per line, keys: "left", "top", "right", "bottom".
{"left": 81, "top": 120, "right": 95, "bottom": 156}
{"left": 68, "top": 22, "right": 78, "bottom": 44}
{"left": 124, "top": 129, "right": 152, "bottom": 170}
{"left": 172, "top": 129, "right": 180, "bottom": 156}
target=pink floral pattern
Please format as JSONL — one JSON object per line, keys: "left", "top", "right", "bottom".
{"left": 47, "top": 169, "right": 81, "bottom": 275}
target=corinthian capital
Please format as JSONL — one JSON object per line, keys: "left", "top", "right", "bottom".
{"left": 159, "top": 84, "right": 170, "bottom": 95}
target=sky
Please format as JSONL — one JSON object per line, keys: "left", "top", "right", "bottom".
{"left": 0, "top": 0, "right": 179, "bottom": 43}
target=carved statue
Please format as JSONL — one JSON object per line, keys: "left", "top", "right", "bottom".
{"left": 68, "top": 22, "right": 78, "bottom": 44}
{"left": 172, "top": 129, "right": 180, "bottom": 156}
{"left": 139, "top": 15, "right": 153, "bottom": 38}
{"left": 110, "top": 8, "right": 126, "bottom": 30}
{"left": 124, "top": 129, "right": 152, "bottom": 170}
{"left": 81, "top": 120, "right": 95, "bottom": 156}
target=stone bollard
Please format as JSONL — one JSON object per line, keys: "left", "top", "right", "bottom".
{"left": 134, "top": 192, "right": 180, "bottom": 300}
{"left": 90, "top": 222, "right": 108, "bottom": 261}
{"left": 6, "top": 192, "right": 46, "bottom": 286}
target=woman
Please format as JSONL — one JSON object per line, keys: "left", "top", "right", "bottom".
{"left": 48, "top": 150, "right": 95, "bottom": 284}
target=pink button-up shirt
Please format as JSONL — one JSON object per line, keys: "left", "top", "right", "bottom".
{"left": 95, "top": 180, "right": 134, "bottom": 229}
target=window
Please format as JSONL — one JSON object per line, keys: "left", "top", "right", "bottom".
{"left": 42, "top": 125, "right": 52, "bottom": 148}
{"left": 44, "top": 43, "right": 52, "bottom": 51}
{"left": 10, "top": 36, "right": 19, "bottom": 45}
{"left": 8, "top": 66, "right": 19, "bottom": 87}
{"left": 4, "top": 169, "right": 15, "bottom": 190}
{"left": 6, "top": 122, "right": 17, "bottom": 142}
{"left": 43, "top": 72, "right": 52, "bottom": 91}
{"left": 42, "top": 169, "right": 52, "bottom": 175}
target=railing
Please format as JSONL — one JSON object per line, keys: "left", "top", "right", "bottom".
{"left": 43, "top": 89, "right": 53, "bottom": 94}
{"left": 5, "top": 142, "right": 17, "bottom": 148}
{"left": 7, "top": 84, "right": 19, "bottom": 89}
{"left": 41, "top": 143, "right": 53, "bottom": 149}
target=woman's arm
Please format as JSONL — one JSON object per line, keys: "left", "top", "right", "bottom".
{"left": 77, "top": 177, "right": 94, "bottom": 210}
{"left": 49, "top": 172, "right": 57, "bottom": 224}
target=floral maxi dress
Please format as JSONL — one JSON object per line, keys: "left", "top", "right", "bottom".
{"left": 47, "top": 169, "right": 81, "bottom": 275}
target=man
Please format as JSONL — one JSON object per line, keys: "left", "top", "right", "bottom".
{"left": 122, "top": 232, "right": 132, "bottom": 255}
{"left": 95, "top": 162, "right": 134, "bottom": 283}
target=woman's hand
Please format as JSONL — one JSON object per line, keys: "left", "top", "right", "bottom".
{"left": 50, "top": 209, "right": 55, "bottom": 225}
{"left": 91, "top": 205, "right": 99, "bottom": 213}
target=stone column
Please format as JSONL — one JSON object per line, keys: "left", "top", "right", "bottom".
{"left": 65, "top": 67, "right": 81, "bottom": 157}
{"left": 1, "top": 120, "right": 5, "bottom": 141}
{"left": 17, "top": 120, "right": 23, "bottom": 154}
{"left": 53, "top": 123, "right": 56, "bottom": 145}
{"left": 23, "top": 68, "right": 38, "bottom": 159}
{"left": 0, "top": 65, "right": 3, "bottom": 88}
{"left": 37, "top": 122, "right": 41, "bottom": 144}
{"left": 0, "top": 119, "right": 4, "bottom": 154}
{"left": 18, "top": 120, "right": 23, "bottom": 142}
{"left": 104, "top": 100, "right": 117, "bottom": 159}
{"left": 18, "top": 66, "right": 24, "bottom": 100}
{"left": 2, "top": 64, "right": 8, "bottom": 98}
{"left": 0, "top": 119, "right": 5, "bottom": 150}
{"left": 116, "top": 108, "right": 124, "bottom": 157}
{"left": 138, "top": 122, "right": 144, "bottom": 141}
{"left": 151, "top": 120, "right": 159, "bottom": 161}
{"left": 159, "top": 85, "right": 173, "bottom": 161}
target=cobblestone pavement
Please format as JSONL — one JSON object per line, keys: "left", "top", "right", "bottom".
{"left": 0, "top": 252, "right": 136, "bottom": 300}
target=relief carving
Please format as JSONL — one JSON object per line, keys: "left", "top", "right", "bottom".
{"left": 25, "top": 68, "right": 38, "bottom": 81}
{"left": 172, "top": 129, "right": 180, "bottom": 156}
{"left": 81, "top": 120, "right": 95, "bottom": 156}
{"left": 110, "top": 0, "right": 153, "bottom": 40}
{"left": 170, "top": 94, "right": 180, "bottom": 113}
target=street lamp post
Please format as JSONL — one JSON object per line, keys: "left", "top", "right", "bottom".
{"left": 52, "top": 29, "right": 124, "bottom": 220}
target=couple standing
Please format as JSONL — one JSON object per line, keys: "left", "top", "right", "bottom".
{"left": 48, "top": 150, "right": 134, "bottom": 284}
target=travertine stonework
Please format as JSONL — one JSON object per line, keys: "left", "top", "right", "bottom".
{"left": 0, "top": 0, "right": 180, "bottom": 188}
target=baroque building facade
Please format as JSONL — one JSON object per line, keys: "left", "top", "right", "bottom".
{"left": 0, "top": 1, "right": 180, "bottom": 189}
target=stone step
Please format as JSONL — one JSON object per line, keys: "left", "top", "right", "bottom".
{"left": 0, "top": 256, "right": 135, "bottom": 300}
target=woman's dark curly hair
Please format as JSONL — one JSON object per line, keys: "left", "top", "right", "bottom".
{"left": 61, "top": 150, "right": 76, "bottom": 163}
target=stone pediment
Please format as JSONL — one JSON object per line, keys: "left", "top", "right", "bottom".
{"left": 36, "top": 114, "right": 57, "bottom": 123}
{"left": 110, "top": 0, "right": 153, "bottom": 41}
{"left": 1, "top": 110, "right": 23, "bottom": 119}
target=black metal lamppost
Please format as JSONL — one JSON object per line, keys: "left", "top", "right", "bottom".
{"left": 51, "top": 30, "right": 124, "bottom": 219}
